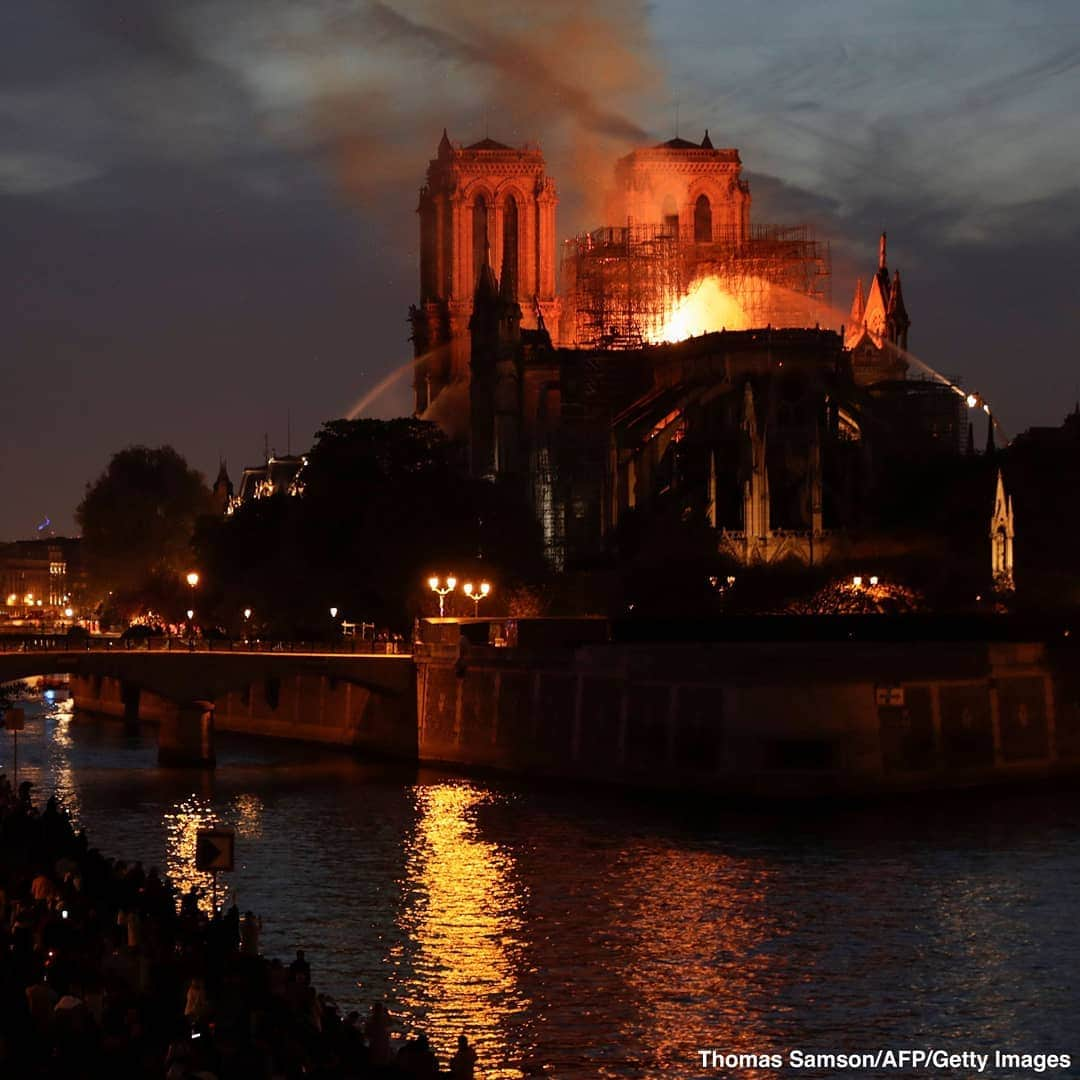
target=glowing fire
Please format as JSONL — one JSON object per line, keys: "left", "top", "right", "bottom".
{"left": 652, "top": 277, "right": 751, "bottom": 342}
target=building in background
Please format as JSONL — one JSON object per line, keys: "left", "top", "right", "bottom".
{"left": 0, "top": 537, "right": 85, "bottom": 624}
{"left": 413, "top": 128, "right": 1002, "bottom": 587}
{"left": 227, "top": 455, "right": 306, "bottom": 515}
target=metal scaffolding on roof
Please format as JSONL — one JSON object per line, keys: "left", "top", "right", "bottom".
{"left": 561, "top": 223, "right": 831, "bottom": 349}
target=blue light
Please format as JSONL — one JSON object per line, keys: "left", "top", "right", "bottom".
{"left": 44, "top": 689, "right": 55, "bottom": 701}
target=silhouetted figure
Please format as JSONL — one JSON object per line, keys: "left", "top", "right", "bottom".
{"left": 451, "top": 1033, "right": 478, "bottom": 1079}
{"left": 241, "top": 910, "right": 261, "bottom": 956}
{"left": 397, "top": 1031, "right": 438, "bottom": 1077}
{"left": 364, "top": 1001, "right": 392, "bottom": 1066}
{"left": 289, "top": 948, "right": 311, "bottom": 985}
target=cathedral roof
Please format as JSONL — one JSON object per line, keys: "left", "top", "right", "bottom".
{"left": 466, "top": 137, "right": 512, "bottom": 150}
{"left": 655, "top": 137, "right": 703, "bottom": 150}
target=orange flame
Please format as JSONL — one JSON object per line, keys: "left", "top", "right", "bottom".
{"left": 651, "top": 277, "right": 752, "bottom": 343}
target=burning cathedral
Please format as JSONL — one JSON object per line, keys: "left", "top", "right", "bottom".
{"left": 409, "top": 130, "right": 984, "bottom": 574}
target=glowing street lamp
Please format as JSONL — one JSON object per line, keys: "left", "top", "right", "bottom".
{"left": 329, "top": 606, "right": 339, "bottom": 620}
{"left": 852, "top": 576, "right": 863, "bottom": 588}
{"left": 186, "top": 608, "right": 194, "bottom": 620}
{"left": 243, "top": 607, "right": 252, "bottom": 621}
{"left": 462, "top": 581, "right": 492, "bottom": 616}
{"left": 186, "top": 571, "right": 200, "bottom": 588}
{"left": 63, "top": 607, "right": 74, "bottom": 619}
{"left": 428, "top": 575, "right": 457, "bottom": 617}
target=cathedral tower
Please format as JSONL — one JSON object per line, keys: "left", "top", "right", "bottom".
{"left": 411, "top": 131, "right": 559, "bottom": 422}
{"left": 604, "top": 132, "right": 751, "bottom": 240}
{"left": 845, "top": 232, "right": 911, "bottom": 385}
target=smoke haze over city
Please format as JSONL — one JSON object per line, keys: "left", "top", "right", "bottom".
{"left": 3, "top": 0, "right": 1079, "bottom": 536}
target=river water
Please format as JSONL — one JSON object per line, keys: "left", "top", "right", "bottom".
{"left": 3, "top": 693, "right": 1079, "bottom": 1077}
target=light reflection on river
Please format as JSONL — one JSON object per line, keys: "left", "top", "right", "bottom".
{"left": 2, "top": 693, "right": 1079, "bottom": 1077}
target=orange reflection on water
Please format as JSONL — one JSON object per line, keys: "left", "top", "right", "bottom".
{"left": 395, "top": 783, "right": 531, "bottom": 1078}
{"left": 231, "top": 792, "right": 264, "bottom": 840}
{"left": 615, "top": 846, "right": 787, "bottom": 1078}
{"left": 47, "top": 698, "right": 82, "bottom": 830}
{"left": 164, "top": 794, "right": 219, "bottom": 912}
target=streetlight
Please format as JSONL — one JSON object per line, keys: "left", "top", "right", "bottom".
{"left": 852, "top": 576, "right": 863, "bottom": 588}
{"left": 329, "top": 606, "right": 339, "bottom": 620}
{"left": 428, "top": 575, "right": 457, "bottom": 617}
{"left": 462, "top": 581, "right": 492, "bottom": 617}
{"left": 186, "top": 571, "right": 200, "bottom": 588}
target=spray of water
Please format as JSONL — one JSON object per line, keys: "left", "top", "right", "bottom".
{"left": 661, "top": 277, "right": 1008, "bottom": 442}
{"left": 346, "top": 358, "right": 417, "bottom": 419}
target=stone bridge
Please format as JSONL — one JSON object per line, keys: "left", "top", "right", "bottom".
{"left": 0, "top": 648, "right": 417, "bottom": 767}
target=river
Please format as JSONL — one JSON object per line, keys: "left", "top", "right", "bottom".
{"left": 3, "top": 692, "right": 1079, "bottom": 1077}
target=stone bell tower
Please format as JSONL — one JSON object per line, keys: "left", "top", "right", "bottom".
{"left": 411, "top": 131, "right": 560, "bottom": 422}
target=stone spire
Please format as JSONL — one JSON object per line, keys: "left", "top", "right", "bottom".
{"left": 985, "top": 412, "right": 996, "bottom": 456}
{"left": 844, "top": 278, "right": 866, "bottom": 349}
{"left": 875, "top": 230, "right": 890, "bottom": 296}
{"left": 211, "top": 459, "right": 233, "bottom": 515}
{"left": 886, "top": 269, "right": 910, "bottom": 350}
{"left": 701, "top": 129, "right": 714, "bottom": 149}
{"left": 474, "top": 239, "right": 498, "bottom": 304}
{"left": 741, "top": 381, "right": 769, "bottom": 540}
{"left": 437, "top": 127, "right": 453, "bottom": 158}
{"left": 990, "top": 468, "right": 1015, "bottom": 591}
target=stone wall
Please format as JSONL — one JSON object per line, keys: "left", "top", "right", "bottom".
{"left": 415, "top": 639, "right": 1078, "bottom": 796}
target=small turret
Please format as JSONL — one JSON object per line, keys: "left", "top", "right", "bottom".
{"left": 700, "top": 129, "right": 714, "bottom": 149}
{"left": 212, "top": 460, "right": 233, "bottom": 515}
{"left": 844, "top": 278, "right": 866, "bottom": 348}
{"left": 886, "top": 269, "right": 910, "bottom": 350}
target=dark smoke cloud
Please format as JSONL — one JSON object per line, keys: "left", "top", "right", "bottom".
{"left": 364, "top": 1, "right": 649, "bottom": 142}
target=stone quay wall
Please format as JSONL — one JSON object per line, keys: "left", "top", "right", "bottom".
{"left": 414, "top": 635, "right": 1080, "bottom": 796}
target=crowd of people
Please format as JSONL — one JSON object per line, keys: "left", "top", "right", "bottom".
{"left": 0, "top": 775, "right": 479, "bottom": 1078}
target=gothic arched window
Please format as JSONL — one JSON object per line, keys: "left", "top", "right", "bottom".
{"left": 694, "top": 194, "right": 712, "bottom": 242}
{"left": 472, "top": 194, "right": 489, "bottom": 289}
{"left": 502, "top": 196, "right": 518, "bottom": 298}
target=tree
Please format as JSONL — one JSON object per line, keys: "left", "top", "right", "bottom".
{"left": 193, "top": 418, "right": 546, "bottom": 634}
{"left": 77, "top": 446, "right": 213, "bottom": 615}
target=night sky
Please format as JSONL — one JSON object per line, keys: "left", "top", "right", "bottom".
{"left": 3, "top": 1, "right": 1079, "bottom": 538}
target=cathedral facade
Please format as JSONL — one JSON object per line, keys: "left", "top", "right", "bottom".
{"left": 411, "top": 129, "right": 993, "bottom": 580}
{"left": 410, "top": 132, "right": 559, "bottom": 421}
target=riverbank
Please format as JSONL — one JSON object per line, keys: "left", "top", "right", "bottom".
{"left": 0, "top": 773, "right": 476, "bottom": 1078}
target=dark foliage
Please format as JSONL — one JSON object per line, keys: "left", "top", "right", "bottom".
{"left": 194, "top": 419, "right": 545, "bottom": 634}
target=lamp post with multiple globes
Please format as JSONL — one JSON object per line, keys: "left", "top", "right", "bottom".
{"left": 428, "top": 576, "right": 457, "bottom": 617}
{"left": 462, "top": 581, "right": 492, "bottom": 617}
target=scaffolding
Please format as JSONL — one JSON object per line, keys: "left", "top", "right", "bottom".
{"left": 562, "top": 223, "right": 831, "bottom": 349}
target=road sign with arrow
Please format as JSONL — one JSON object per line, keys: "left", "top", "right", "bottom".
{"left": 195, "top": 828, "right": 235, "bottom": 872}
